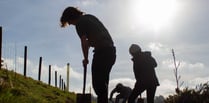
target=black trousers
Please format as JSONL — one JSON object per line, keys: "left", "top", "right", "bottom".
{"left": 92, "top": 46, "right": 116, "bottom": 103}
{"left": 128, "top": 81, "right": 157, "bottom": 103}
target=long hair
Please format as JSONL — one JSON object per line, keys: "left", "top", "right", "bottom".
{"left": 60, "top": 7, "right": 83, "bottom": 27}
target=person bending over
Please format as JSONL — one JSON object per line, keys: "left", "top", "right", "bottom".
{"left": 109, "top": 83, "right": 132, "bottom": 103}
{"left": 60, "top": 7, "right": 116, "bottom": 103}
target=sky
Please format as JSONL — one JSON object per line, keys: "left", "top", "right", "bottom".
{"left": 1, "top": 0, "right": 209, "bottom": 98}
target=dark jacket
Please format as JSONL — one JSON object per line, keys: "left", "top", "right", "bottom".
{"left": 132, "top": 51, "right": 159, "bottom": 87}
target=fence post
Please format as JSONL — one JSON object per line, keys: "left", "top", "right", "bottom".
{"left": 55, "top": 71, "right": 57, "bottom": 87}
{"left": 59, "top": 75, "right": 61, "bottom": 89}
{"left": 61, "top": 78, "right": 63, "bottom": 90}
{"left": 38, "top": 57, "right": 42, "bottom": 81}
{"left": 48, "top": 65, "right": 51, "bottom": 85}
{"left": 66, "top": 63, "right": 70, "bottom": 92}
{"left": 64, "top": 82, "right": 66, "bottom": 91}
{"left": 0, "top": 26, "right": 2, "bottom": 69}
{"left": 24, "top": 46, "right": 27, "bottom": 77}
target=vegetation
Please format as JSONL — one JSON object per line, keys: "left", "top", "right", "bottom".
{"left": 1, "top": 49, "right": 209, "bottom": 103}
{"left": 164, "top": 82, "right": 209, "bottom": 103}
{"left": 166, "top": 49, "right": 209, "bottom": 103}
{"left": 171, "top": 49, "right": 184, "bottom": 94}
{"left": 0, "top": 68, "right": 76, "bottom": 103}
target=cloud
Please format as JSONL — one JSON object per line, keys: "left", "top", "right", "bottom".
{"left": 2, "top": 56, "right": 82, "bottom": 84}
{"left": 157, "top": 79, "right": 176, "bottom": 97}
{"left": 109, "top": 78, "right": 135, "bottom": 88}
{"left": 2, "top": 58, "right": 14, "bottom": 69}
{"left": 178, "top": 61, "right": 207, "bottom": 80}
{"left": 1, "top": 0, "right": 209, "bottom": 98}
{"left": 148, "top": 42, "right": 163, "bottom": 51}
{"left": 187, "top": 77, "right": 209, "bottom": 88}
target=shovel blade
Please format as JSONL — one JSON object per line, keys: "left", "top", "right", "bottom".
{"left": 76, "top": 93, "right": 91, "bottom": 103}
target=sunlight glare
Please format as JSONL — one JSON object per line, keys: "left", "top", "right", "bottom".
{"left": 131, "top": 0, "right": 178, "bottom": 31}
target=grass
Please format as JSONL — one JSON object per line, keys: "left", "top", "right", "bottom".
{"left": 0, "top": 68, "right": 76, "bottom": 103}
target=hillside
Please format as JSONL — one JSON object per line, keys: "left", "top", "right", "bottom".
{"left": 2, "top": 67, "right": 208, "bottom": 103}
{"left": 0, "top": 68, "right": 76, "bottom": 103}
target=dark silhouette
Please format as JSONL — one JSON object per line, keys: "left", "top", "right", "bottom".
{"left": 60, "top": 7, "right": 116, "bottom": 103}
{"left": 109, "top": 83, "right": 132, "bottom": 103}
{"left": 128, "top": 44, "right": 159, "bottom": 103}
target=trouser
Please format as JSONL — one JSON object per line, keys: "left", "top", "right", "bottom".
{"left": 92, "top": 46, "right": 116, "bottom": 103}
{"left": 128, "top": 81, "right": 157, "bottom": 103}
{"left": 115, "top": 95, "right": 128, "bottom": 103}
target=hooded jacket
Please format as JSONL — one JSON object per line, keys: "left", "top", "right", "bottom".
{"left": 132, "top": 51, "right": 159, "bottom": 87}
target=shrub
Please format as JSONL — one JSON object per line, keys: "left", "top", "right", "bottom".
{"left": 165, "top": 82, "right": 209, "bottom": 103}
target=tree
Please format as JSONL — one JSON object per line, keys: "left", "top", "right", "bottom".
{"left": 171, "top": 49, "right": 183, "bottom": 94}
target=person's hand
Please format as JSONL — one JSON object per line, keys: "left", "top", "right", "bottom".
{"left": 82, "top": 59, "right": 89, "bottom": 68}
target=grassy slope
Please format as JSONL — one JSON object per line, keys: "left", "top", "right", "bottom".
{"left": 0, "top": 68, "right": 76, "bottom": 103}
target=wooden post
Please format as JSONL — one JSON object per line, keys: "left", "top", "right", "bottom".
{"left": 64, "top": 82, "right": 66, "bottom": 91}
{"left": 66, "top": 63, "right": 70, "bottom": 92}
{"left": 0, "top": 26, "right": 2, "bottom": 69}
{"left": 24, "top": 46, "right": 27, "bottom": 77}
{"left": 59, "top": 75, "right": 61, "bottom": 89}
{"left": 61, "top": 78, "right": 63, "bottom": 90}
{"left": 38, "top": 57, "right": 42, "bottom": 81}
{"left": 55, "top": 71, "right": 57, "bottom": 87}
{"left": 48, "top": 65, "right": 51, "bottom": 85}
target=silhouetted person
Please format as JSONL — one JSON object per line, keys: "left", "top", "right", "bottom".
{"left": 109, "top": 83, "right": 132, "bottom": 103}
{"left": 128, "top": 44, "right": 159, "bottom": 103}
{"left": 60, "top": 7, "right": 116, "bottom": 103}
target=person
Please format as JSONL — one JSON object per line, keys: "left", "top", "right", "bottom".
{"left": 109, "top": 83, "right": 132, "bottom": 103}
{"left": 128, "top": 44, "right": 159, "bottom": 103}
{"left": 60, "top": 7, "right": 116, "bottom": 103}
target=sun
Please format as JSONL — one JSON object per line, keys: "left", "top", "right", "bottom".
{"left": 130, "top": 0, "right": 178, "bottom": 31}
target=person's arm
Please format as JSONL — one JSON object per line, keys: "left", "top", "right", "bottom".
{"left": 80, "top": 35, "right": 89, "bottom": 68}
{"left": 109, "top": 88, "right": 117, "bottom": 100}
{"left": 144, "top": 51, "right": 157, "bottom": 68}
